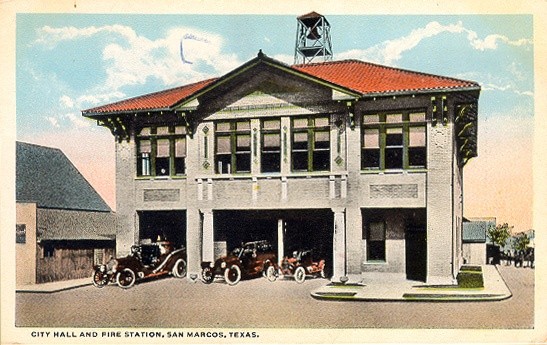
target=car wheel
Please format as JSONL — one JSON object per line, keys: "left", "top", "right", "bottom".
{"left": 294, "top": 266, "right": 306, "bottom": 284}
{"left": 224, "top": 265, "right": 241, "bottom": 286}
{"left": 201, "top": 267, "right": 214, "bottom": 284}
{"left": 265, "top": 265, "right": 277, "bottom": 282}
{"left": 92, "top": 270, "right": 107, "bottom": 288}
{"left": 172, "top": 259, "right": 187, "bottom": 278}
{"left": 116, "top": 268, "right": 136, "bottom": 289}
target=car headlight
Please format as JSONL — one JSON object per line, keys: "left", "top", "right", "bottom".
{"left": 221, "top": 262, "right": 226, "bottom": 269}
{"left": 209, "top": 262, "right": 214, "bottom": 268}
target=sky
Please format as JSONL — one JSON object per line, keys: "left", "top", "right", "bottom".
{"left": 15, "top": 13, "right": 534, "bottom": 233}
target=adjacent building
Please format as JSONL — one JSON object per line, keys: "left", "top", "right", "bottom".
{"left": 83, "top": 51, "right": 479, "bottom": 284}
{"left": 16, "top": 142, "right": 115, "bottom": 284}
{"left": 462, "top": 217, "right": 494, "bottom": 265}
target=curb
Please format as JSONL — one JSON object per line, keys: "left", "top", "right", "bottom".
{"left": 16, "top": 282, "right": 92, "bottom": 294}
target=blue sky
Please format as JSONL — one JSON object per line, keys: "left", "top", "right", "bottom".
{"left": 15, "top": 13, "right": 535, "bottom": 231}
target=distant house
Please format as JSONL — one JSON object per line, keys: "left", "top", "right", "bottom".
{"left": 462, "top": 217, "right": 495, "bottom": 265}
{"left": 16, "top": 142, "right": 116, "bottom": 285}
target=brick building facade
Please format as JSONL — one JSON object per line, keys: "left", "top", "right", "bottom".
{"left": 83, "top": 52, "right": 479, "bottom": 284}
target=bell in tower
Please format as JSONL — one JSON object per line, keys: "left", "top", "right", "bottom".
{"left": 294, "top": 11, "right": 333, "bottom": 65}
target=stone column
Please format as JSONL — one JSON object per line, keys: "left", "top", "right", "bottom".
{"left": 278, "top": 219, "right": 284, "bottom": 267}
{"left": 332, "top": 208, "right": 347, "bottom": 283}
{"left": 201, "top": 209, "right": 214, "bottom": 263}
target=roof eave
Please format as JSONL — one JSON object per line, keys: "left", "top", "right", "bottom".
{"left": 83, "top": 107, "right": 174, "bottom": 118}
{"left": 360, "top": 85, "right": 481, "bottom": 99}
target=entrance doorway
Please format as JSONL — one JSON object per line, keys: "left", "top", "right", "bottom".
{"left": 405, "top": 226, "right": 427, "bottom": 281}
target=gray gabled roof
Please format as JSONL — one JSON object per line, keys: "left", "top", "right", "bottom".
{"left": 16, "top": 141, "right": 111, "bottom": 212}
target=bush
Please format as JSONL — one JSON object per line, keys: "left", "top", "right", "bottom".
{"left": 457, "top": 270, "right": 484, "bottom": 288}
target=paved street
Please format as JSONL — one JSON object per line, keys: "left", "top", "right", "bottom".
{"left": 16, "top": 265, "right": 533, "bottom": 329}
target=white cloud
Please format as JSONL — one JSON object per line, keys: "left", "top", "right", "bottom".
{"left": 59, "top": 95, "right": 74, "bottom": 108}
{"left": 271, "top": 53, "right": 293, "bottom": 65}
{"left": 482, "top": 83, "right": 533, "bottom": 97}
{"left": 35, "top": 24, "right": 243, "bottom": 98}
{"left": 64, "top": 113, "right": 92, "bottom": 128}
{"left": 34, "top": 24, "right": 137, "bottom": 49}
{"left": 45, "top": 116, "right": 59, "bottom": 128}
{"left": 336, "top": 21, "right": 532, "bottom": 66}
{"left": 76, "top": 91, "right": 127, "bottom": 108}
{"left": 466, "top": 32, "right": 531, "bottom": 51}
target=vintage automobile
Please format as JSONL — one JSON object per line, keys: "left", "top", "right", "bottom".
{"left": 200, "top": 240, "right": 278, "bottom": 285}
{"left": 92, "top": 240, "right": 187, "bottom": 289}
{"left": 280, "top": 250, "right": 326, "bottom": 283}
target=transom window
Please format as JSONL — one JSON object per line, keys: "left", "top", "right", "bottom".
{"left": 362, "top": 111, "right": 426, "bottom": 170}
{"left": 136, "top": 125, "right": 187, "bottom": 177}
{"left": 261, "top": 119, "right": 281, "bottom": 173}
{"left": 291, "top": 116, "right": 330, "bottom": 172}
{"left": 215, "top": 120, "right": 251, "bottom": 174}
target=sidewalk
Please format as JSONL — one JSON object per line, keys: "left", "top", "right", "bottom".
{"left": 311, "top": 265, "right": 512, "bottom": 301}
{"left": 16, "top": 277, "right": 92, "bottom": 293}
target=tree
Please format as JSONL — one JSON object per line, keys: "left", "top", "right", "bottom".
{"left": 514, "top": 233, "right": 530, "bottom": 252}
{"left": 487, "top": 223, "right": 513, "bottom": 249}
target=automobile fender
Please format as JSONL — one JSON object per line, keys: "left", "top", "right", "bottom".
{"left": 152, "top": 248, "right": 186, "bottom": 274}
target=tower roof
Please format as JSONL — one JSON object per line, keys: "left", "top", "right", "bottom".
{"left": 297, "top": 11, "right": 329, "bottom": 25}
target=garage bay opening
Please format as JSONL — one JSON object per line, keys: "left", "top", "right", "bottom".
{"left": 214, "top": 209, "right": 333, "bottom": 278}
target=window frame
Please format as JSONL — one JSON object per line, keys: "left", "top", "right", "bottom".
{"left": 260, "top": 118, "right": 282, "bottom": 173}
{"left": 361, "top": 111, "right": 427, "bottom": 171}
{"left": 136, "top": 125, "right": 187, "bottom": 178}
{"left": 291, "top": 115, "right": 331, "bottom": 172}
{"left": 215, "top": 120, "right": 252, "bottom": 174}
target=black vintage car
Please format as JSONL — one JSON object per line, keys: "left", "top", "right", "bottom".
{"left": 92, "top": 241, "right": 187, "bottom": 289}
{"left": 200, "top": 240, "right": 278, "bottom": 285}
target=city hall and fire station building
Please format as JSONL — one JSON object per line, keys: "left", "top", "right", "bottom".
{"left": 83, "top": 17, "right": 479, "bottom": 285}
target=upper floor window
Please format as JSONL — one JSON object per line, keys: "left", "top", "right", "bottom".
{"left": 362, "top": 112, "right": 426, "bottom": 170}
{"left": 291, "top": 116, "right": 330, "bottom": 172}
{"left": 136, "top": 125, "right": 187, "bottom": 177}
{"left": 261, "top": 119, "right": 281, "bottom": 173}
{"left": 215, "top": 120, "right": 251, "bottom": 174}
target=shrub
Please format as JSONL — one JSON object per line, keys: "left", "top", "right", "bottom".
{"left": 457, "top": 270, "right": 484, "bottom": 288}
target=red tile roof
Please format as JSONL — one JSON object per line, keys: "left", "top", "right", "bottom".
{"left": 293, "top": 59, "right": 478, "bottom": 95}
{"left": 83, "top": 78, "right": 217, "bottom": 115}
{"left": 83, "top": 59, "right": 478, "bottom": 115}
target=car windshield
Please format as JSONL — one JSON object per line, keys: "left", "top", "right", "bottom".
{"left": 231, "top": 247, "right": 242, "bottom": 257}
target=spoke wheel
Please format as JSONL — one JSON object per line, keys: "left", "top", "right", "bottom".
{"left": 224, "top": 265, "right": 241, "bottom": 286}
{"left": 201, "top": 267, "right": 214, "bottom": 284}
{"left": 92, "top": 270, "right": 108, "bottom": 288}
{"left": 294, "top": 266, "right": 306, "bottom": 284}
{"left": 265, "top": 265, "right": 277, "bottom": 282}
{"left": 116, "top": 268, "right": 136, "bottom": 289}
{"left": 172, "top": 259, "right": 187, "bottom": 278}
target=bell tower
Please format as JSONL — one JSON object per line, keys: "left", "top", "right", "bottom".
{"left": 294, "top": 11, "right": 333, "bottom": 65}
